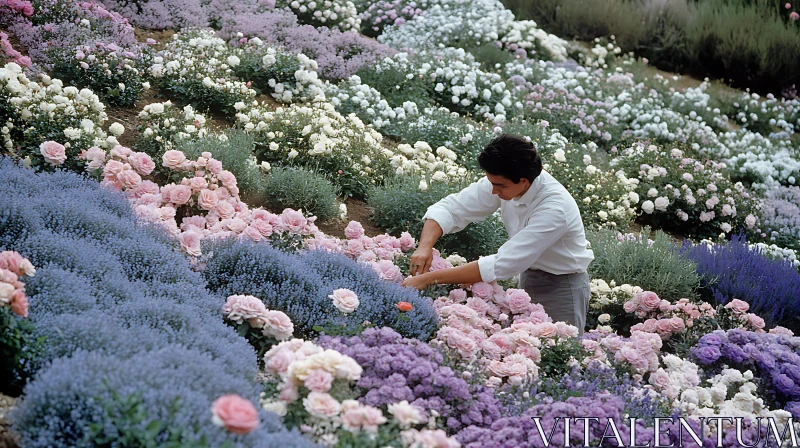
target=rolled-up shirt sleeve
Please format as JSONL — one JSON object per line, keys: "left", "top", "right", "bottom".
{"left": 422, "top": 177, "right": 501, "bottom": 235}
{"left": 477, "top": 205, "right": 567, "bottom": 282}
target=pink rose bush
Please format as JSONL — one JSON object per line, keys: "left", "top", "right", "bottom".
{"left": 80, "top": 146, "right": 320, "bottom": 256}
{"left": 211, "top": 394, "right": 260, "bottom": 435}
{"left": 432, "top": 282, "right": 580, "bottom": 386}
{"left": 0, "top": 251, "right": 35, "bottom": 318}
{"left": 223, "top": 294, "right": 294, "bottom": 340}
{"left": 0, "top": 32, "right": 31, "bottom": 68}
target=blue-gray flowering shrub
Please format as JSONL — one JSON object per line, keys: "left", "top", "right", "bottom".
{"left": 202, "top": 239, "right": 438, "bottom": 341}
{"left": 0, "top": 157, "right": 310, "bottom": 447}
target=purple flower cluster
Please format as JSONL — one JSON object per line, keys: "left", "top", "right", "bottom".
{"left": 359, "top": 0, "right": 423, "bottom": 37}
{"left": 219, "top": 9, "right": 396, "bottom": 80}
{"left": 97, "top": 0, "right": 209, "bottom": 29}
{"left": 681, "top": 235, "right": 800, "bottom": 331}
{"left": 692, "top": 329, "right": 800, "bottom": 417}
{"left": 758, "top": 186, "right": 800, "bottom": 251}
{"left": 318, "top": 326, "right": 502, "bottom": 431}
{"left": 457, "top": 396, "right": 759, "bottom": 448}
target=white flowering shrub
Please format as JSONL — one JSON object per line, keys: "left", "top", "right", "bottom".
{"left": 135, "top": 101, "right": 210, "bottom": 166}
{"left": 149, "top": 29, "right": 256, "bottom": 117}
{"left": 498, "top": 20, "right": 568, "bottom": 62}
{"left": 726, "top": 91, "right": 800, "bottom": 136}
{"left": 1, "top": 62, "right": 112, "bottom": 171}
{"left": 324, "top": 74, "right": 419, "bottom": 129}
{"left": 238, "top": 101, "right": 391, "bottom": 197}
{"left": 354, "top": 52, "right": 433, "bottom": 110}
{"left": 276, "top": 0, "right": 360, "bottom": 31}
{"left": 611, "top": 143, "right": 761, "bottom": 239}
{"left": 750, "top": 242, "right": 800, "bottom": 268}
{"left": 388, "top": 140, "right": 466, "bottom": 183}
{"left": 233, "top": 37, "right": 326, "bottom": 104}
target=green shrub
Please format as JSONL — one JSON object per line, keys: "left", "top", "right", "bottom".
{"left": 1, "top": 306, "right": 43, "bottom": 396}
{"left": 261, "top": 166, "right": 341, "bottom": 222}
{"left": 586, "top": 227, "right": 701, "bottom": 300}
{"left": 175, "top": 130, "right": 265, "bottom": 202}
{"left": 368, "top": 174, "right": 508, "bottom": 261}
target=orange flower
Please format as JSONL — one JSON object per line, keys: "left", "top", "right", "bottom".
{"left": 397, "top": 302, "right": 413, "bottom": 312}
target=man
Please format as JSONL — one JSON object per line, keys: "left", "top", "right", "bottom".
{"left": 400, "top": 134, "right": 594, "bottom": 334}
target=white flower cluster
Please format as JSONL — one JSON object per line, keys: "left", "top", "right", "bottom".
{"left": 241, "top": 37, "right": 326, "bottom": 104}
{"left": 324, "top": 74, "right": 419, "bottom": 129}
{"left": 1, "top": 62, "right": 110, "bottom": 156}
{"left": 499, "top": 20, "right": 568, "bottom": 62}
{"left": 149, "top": 29, "right": 256, "bottom": 110}
{"left": 730, "top": 91, "right": 800, "bottom": 135}
{"left": 389, "top": 140, "right": 467, "bottom": 182}
{"left": 236, "top": 100, "right": 388, "bottom": 181}
{"left": 589, "top": 279, "right": 643, "bottom": 310}
{"left": 280, "top": 0, "right": 360, "bottom": 31}
{"left": 749, "top": 242, "right": 800, "bottom": 268}
{"left": 137, "top": 101, "right": 210, "bottom": 151}
{"left": 676, "top": 367, "right": 793, "bottom": 431}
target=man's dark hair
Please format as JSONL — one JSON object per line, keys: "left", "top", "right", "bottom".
{"left": 477, "top": 134, "right": 543, "bottom": 183}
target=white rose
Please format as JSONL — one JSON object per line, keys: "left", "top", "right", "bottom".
{"left": 598, "top": 314, "right": 611, "bottom": 324}
{"left": 109, "top": 122, "right": 125, "bottom": 137}
{"left": 654, "top": 197, "right": 669, "bottom": 212}
{"left": 418, "top": 179, "right": 428, "bottom": 191}
{"left": 329, "top": 288, "right": 359, "bottom": 314}
{"left": 262, "top": 400, "right": 288, "bottom": 416}
{"left": 642, "top": 200, "right": 655, "bottom": 214}
{"left": 227, "top": 55, "right": 240, "bottom": 67}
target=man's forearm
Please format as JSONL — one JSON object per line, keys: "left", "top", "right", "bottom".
{"left": 427, "top": 261, "right": 483, "bottom": 285}
{"left": 418, "top": 219, "right": 444, "bottom": 250}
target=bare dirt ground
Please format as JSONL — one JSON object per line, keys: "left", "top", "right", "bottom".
{"left": 0, "top": 394, "right": 19, "bottom": 448}
{"left": 316, "top": 198, "right": 387, "bottom": 238}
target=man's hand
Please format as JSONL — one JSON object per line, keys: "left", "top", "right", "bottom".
{"left": 408, "top": 247, "right": 434, "bottom": 276}
{"left": 401, "top": 272, "right": 434, "bottom": 290}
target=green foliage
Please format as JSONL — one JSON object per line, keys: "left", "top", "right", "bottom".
{"left": 368, "top": 174, "right": 508, "bottom": 261}
{"left": 261, "top": 166, "right": 341, "bottom": 222}
{"left": 0, "top": 306, "right": 43, "bottom": 396}
{"left": 586, "top": 227, "right": 701, "bottom": 300}
{"left": 355, "top": 60, "right": 433, "bottom": 110}
{"left": 537, "top": 337, "right": 591, "bottom": 379}
{"left": 84, "top": 388, "right": 219, "bottom": 448}
{"left": 462, "top": 42, "right": 517, "bottom": 71}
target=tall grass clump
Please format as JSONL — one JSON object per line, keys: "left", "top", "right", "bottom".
{"left": 260, "top": 167, "right": 341, "bottom": 222}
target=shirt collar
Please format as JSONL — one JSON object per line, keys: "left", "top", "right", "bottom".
{"left": 510, "top": 171, "right": 545, "bottom": 206}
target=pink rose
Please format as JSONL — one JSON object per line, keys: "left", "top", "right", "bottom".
{"left": 399, "top": 232, "right": 416, "bottom": 251}
{"left": 649, "top": 369, "right": 670, "bottom": 389}
{"left": 117, "top": 169, "right": 142, "bottom": 190}
{"left": 372, "top": 259, "right": 402, "bottom": 282}
{"left": 39, "top": 141, "right": 67, "bottom": 165}
{"left": 724, "top": 299, "right": 749, "bottom": 314}
{"left": 533, "top": 322, "right": 557, "bottom": 338}
{"left": 329, "top": 288, "right": 359, "bottom": 313}
{"left": 0, "top": 251, "right": 23, "bottom": 276}
{"left": 304, "top": 368, "right": 334, "bottom": 393}
{"left": 162, "top": 150, "right": 187, "bottom": 170}
{"left": 207, "top": 158, "right": 223, "bottom": 174}
{"left": 656, "top": 319, "right": 673, "bottom": 335}
{"left": 225, "top": 217, "right": 247, "bottom": 234}
{"left": 747, "top": 313, "right": 765, "bottom": 329}
{"left": 216, "top": 201, "right": 236, "bottom": 219}
{"left": 470, "top": 282, "right": 493, "bottom": 299}
{"left": 357, "top": 250, "right": 377, "bottom": 263}
{"left": 128, "top": 152, "right": 155, "bottom": 175}
{"left": 279, "top": 209, "right": 307, "bottom": 234}
{"left": 505, "top": 289, "right": 531, "bottom": 314}
{"left": 449, "top": 289, "right": 467, "bottom": 302}
{"left": 178, "top": 231, "right": 201, "bottom": 256}
{"left": 211, "top": 395, "right": 259, "bottom": 435}
{"left": 263, "top": 310, "right": 294, "bottom": 340}
{"left": 243, "top": 225, "right": 263, "bottom": 241}
{"left": 637, "top": 291, "right": 661, "bottom": 311}
{"left": 344, "top": 221, "right": 365, "bottom": 239}
{"left": 217, "top": 170, "right": 237, "bottom": 187}
{"left": 251, "top": 219, "right": 273, "bottom": 237}
{"left": 10, "top": 290, "right": 28, "bottom": 318}
{"left": 668, "top": 317, "right": 685, "bottom": 333}
{"left": 170, "top": 185, "right": 192, "bottom": 205}
{"left": 197, "top": 189, "right": 219, "bottom": 211}
{"left": 188, "top": 176, "right": 208, "bottom": 191}
{"left": 222, "top": 294, "right": 269, "bottom": 326}
{"left": 303, "top": 392, "right": 341, "bottom": 418}
{"left": 430, "top": 256, "right": 452, "bottom": 271}
{"left": 278, "top": 383, "right": 300, "bottom": 402}
{"left": 266, "top": 349, "right": 295, "bottom": 375}
{"left": 449, "top": 331, "right": 478, "bottom": 358}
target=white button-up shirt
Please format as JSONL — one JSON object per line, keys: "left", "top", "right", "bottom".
{"left": 422, "top": 170, "right": 594, "bottom": 282}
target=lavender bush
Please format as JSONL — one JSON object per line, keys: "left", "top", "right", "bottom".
{"left": 318, "top": 327, "right": 503, "bottom": 432}
{"left": 691, "top": 329, "right": 800, "bottom": 418}
{"left": 0, "top": 157, "right": 303, "bottom": 446}
{"left": 681, "top": 235, "right": 800, "bottom": 331}
{"left": 97, "top": 0, "right": 209, "bottom": 29}
{"left": 221, "top": 9, "right": 395, "bottom": 80}
{"left": 202, "top": 240, "right": 438, "bottom": 340}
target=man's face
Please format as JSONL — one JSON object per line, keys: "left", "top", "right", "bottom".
{"left": 486, "top": 173, "right": 530, "bottom": 201}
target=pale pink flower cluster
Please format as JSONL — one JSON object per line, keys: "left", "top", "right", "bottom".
{"left": 79, "top": 145, "right": 155, "bottom": 189}
{"left": 222, "top": 294, "right": 294, "bottom": 340}
{"left": 599, "top": 331, "right": 663, "bottom": 376}
{"left": 0, "top": 251, "right": 35, "bottom": 318}
{"left": 84, "top": 148, "right": 319, "bottom": 256}
{"left": 622, "top": 291, "right": 669, "bottom": 318}
{"left": 339, "top": 399, "right": 387, "bottom": 434}
{"left": 627, "top": 297, "right": 715, "bottom": 340}
{"left": 433, "top": 283, "right": 578, "bottom": 386}
{"left": 723, "top": 299, "right": 766, "bottom": 331}
{"left": 387, "top": 401, "right": 426, "bottom": 428}
{"left": 400, "top": 429, "right": 461, "bottom": 448}
{"left": 39, "top": 141, "right": 67, "bottom": 166}
{"left": 304, "top": 221, "right": 418, "bottom": 282}
{"left": 263, "top": 339, "right": 362, "bottom": 403}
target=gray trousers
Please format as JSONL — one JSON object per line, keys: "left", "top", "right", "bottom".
{"left": 519, "top": 269, "right": 590, "bottom": 335}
